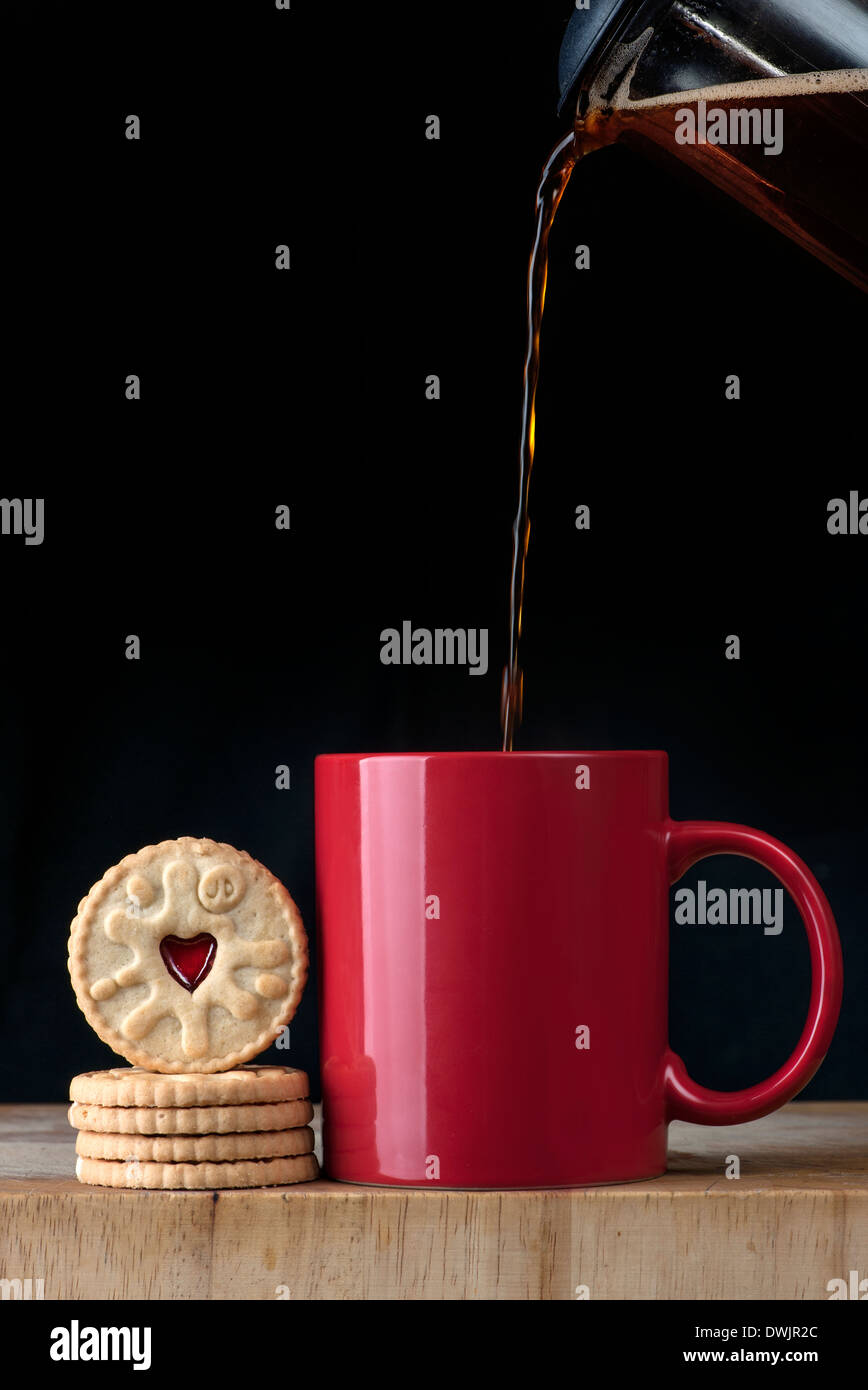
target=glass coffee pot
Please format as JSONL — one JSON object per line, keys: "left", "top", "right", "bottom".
{"left": 557, "top": 0, "right": 868, "bottom": 290}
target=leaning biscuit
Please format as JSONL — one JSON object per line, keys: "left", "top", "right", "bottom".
{"left": 75, "top": 1125, "right": 316, "bottom": 1163}
{"left": 75, "top": 1152, "right": 320, "bottom": 1189}
{"left": 67, "top": 838, "right": 308, "bottom": 1073}
{"left": 68, "top": 1098, "right": 314, "bottom": 1135}
{"left": 69, "top": 1065, "right": 309, "bottom": 1109}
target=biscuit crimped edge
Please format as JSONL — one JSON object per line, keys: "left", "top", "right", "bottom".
{"left": 75, "top": 1125, "right": 316, "bottom": 1163}
{"left": 68, "top": 1098, "right": 314, "bottom": 1135}
{"left": 69, "top": 1065, "right": 310, "bottom": 1108}
{"left": 67, "top": 837, "right": 309, "bottom": 1073}
{"left": 75, "top": 1152, "right": 320, "bottom": 1189}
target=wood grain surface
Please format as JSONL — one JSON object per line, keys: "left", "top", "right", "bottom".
{"left": 0, "top": 1102, "right": 865, "bottom": 1300}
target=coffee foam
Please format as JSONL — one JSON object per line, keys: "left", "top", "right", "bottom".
{"left": 624, "top": 67, "right": 868, "bottom": 112}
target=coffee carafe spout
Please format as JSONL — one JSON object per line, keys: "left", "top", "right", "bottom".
{"left": 557, "top": 0, "right": 636, "bottom": 117}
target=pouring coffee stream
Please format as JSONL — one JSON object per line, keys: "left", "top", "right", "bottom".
{"left": 500, "top": 129, "right": 581, "bottom": 753}
{"left": 500, "top": 0, "right": 868, "bottom": 750}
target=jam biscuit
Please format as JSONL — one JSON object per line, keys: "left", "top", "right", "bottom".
{"left": 75, "top": 1125, "right": 316, "bottom": 1163}
{"left": 69, "top": 1065, "right": 309, "bottom": 1109}
{"left": 68, "top": 838, "right": 308, "bottom": 1073}
{"left": 75, "top": 1152, "right": 320, "bottom": 1189}
{"left": 68, "top": 1098, "right": 314, "bottom": 1135}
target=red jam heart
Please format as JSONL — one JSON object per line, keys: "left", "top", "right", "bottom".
{"left": 159, "top": 934, "right": 217, "bottom": 993}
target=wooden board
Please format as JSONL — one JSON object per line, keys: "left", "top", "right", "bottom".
{"left": 1, "top": 1102, "right": 866, "bottom": 1300}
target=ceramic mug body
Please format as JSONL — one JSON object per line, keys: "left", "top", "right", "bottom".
{"left": 315, "top": 752, "right": 842, "bottom": 1188}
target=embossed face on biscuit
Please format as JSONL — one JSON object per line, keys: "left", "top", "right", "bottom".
{"left": 68, "top": 838, "right": 309, "bottom": 1074}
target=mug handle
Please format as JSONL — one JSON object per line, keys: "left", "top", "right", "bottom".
{"left": 664, "top": 820, "right": 843, "bottom": 1125}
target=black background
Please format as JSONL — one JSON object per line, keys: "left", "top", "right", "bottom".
{"left": 1, "top": 2, "right": 865, "bottom": 1104}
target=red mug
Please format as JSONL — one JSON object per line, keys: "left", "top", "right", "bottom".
{"left": 315, "top": 751, "right": 842, "bottom": 1187}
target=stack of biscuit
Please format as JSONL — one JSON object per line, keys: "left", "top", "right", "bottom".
{"left": 66, "top": 837, "right": 318, "bottom": 1190}
{"left": 68, "top": 1066, "right": 317, "bottom": 1189}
